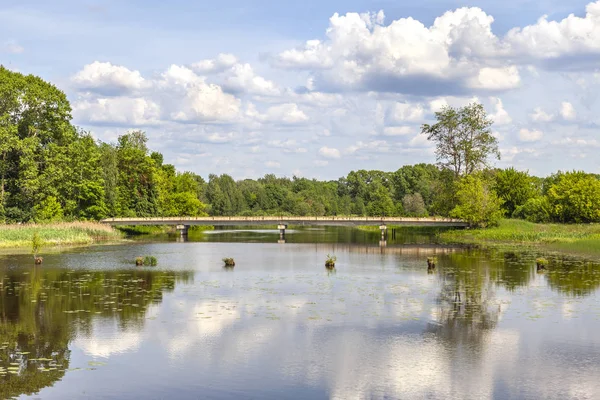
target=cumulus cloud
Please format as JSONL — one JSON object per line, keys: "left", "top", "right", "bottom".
{"left": 222, "top": 63, "right": 280, "bottom": 96}
{"left": 560, "top": 101, "right": 576, "bottom": 120}
{"left": 519, "top": 128, "right": 543, "bottom": 142}
{"left": 383, "top": 126, "right": 413, "bottom": 136}
{"left": 319, "top": 146, "right": 341, "bottom": 159}
{"left": 73, "top": 97, "right": 161, "bottom": 126}
{"left": 388, "top": 102, "right": 424, "bottom": 123}
{"left": 249, "top": 103, "right": 309, "bottom": 124}
{"left": 505, "top": 1, "right": 600, "bottom": 69}
{"left": 274, "top": 8, "right": 518, "bottom": 95}
{"left": 191, "top": 53, "right": 238, "bottom": 74}
{"left": 489, "top": 98, "right": 512, "bottom": 125}
{"left": 530, "top": 107, "right": 555, "bottom": 122}
{"left": 72, "top": 61, "right": 148, "bottom": 95}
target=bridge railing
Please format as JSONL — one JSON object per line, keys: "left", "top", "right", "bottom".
{"left": 101, "top": 216, "right": 466, "bottom": 223}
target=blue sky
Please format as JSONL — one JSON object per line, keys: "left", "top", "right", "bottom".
{"left": 2, "top": 0, "right": 600, "bottom": 179}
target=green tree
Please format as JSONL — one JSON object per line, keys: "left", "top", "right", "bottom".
{"left": 451, "top": 174, "right": 504, "bottom": 227}
{"left": 402, "top": 193, "right": 427, "bottom": 217}
{"left": 493, "top": 167, "right": 537, "bottom": 217}
{"left": 546, "top": 171, "right": 600, "bottom": 223}
{"left": 421, "top": 103, "right": 500, "bottom": 177}
{"left": 33, "top": 196, "right": 64, "bottom": 222}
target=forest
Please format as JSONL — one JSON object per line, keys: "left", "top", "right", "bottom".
{"left": 2, "top": 66, "right": 600, "bottom": 227}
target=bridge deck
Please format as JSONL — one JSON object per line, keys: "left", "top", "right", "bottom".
{"left": 101, "top": 216, "right": 468, "bottom": 227}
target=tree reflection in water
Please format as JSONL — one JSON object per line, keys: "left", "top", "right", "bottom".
{"left": 0, "top": 268, "right": 193, "bottom": 399}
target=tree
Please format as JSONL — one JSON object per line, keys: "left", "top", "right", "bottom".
{"left": 402, "top": 193, "right": 427, "bottom": 217}
{"left": 451, "top": 174, "right": 504, "bottom": 227}
{"left": 546, "top": 171, "right": 600, "bottom": 223}
{"left": 493, "top": 167, "right": 537, "bottom": 217}
{"left": 421, "top": 103, "right": 500, "bottom": 177}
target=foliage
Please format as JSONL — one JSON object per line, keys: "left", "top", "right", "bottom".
{"left": 546, "top": 171, "right": 600, "bottom": 223}
{"left": 325, "top": 254, "right": 337, "bottom": 266}
{"left": 33, "top": 196, "right": 64, "bottom": 222}
{"left": 493, "top": 167, "right": 538, "bottom": 216}
{"left": 31, "top": 232, "right": 43, "bottom": 257}
{"left": 143, "top": 256, "right": 158, "bottom": 266}
{"left": 402, "top": 193, "right": 427, "bottom": 217}
{"left": 450, "top": 175, "right": 504, "bottom": 228}
{"left": 421, "top": 103, "right": 500, "bottom": 177}
{"left": 513, "top": 196, "right": 551, "bottom": 223}
{"left": 222, "top": 257, "right": 235, "bottom": 266}
{"left": 536, "top": 257, "right": 548, "bottom": 267}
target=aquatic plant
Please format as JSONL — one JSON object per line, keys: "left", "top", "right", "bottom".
{"left": 536, "top": 257, "right": 548, "bottom": 271}
{"left": 136, "top": 256, "right": 157, "bottom": 266}
{"left": 223, "top": 257, "right": 235, "bottom": 266}
{"left": 325, "top": 254, "right": 336, "bottom": 268}
{"left": 32, "top": 232, "right": 44, "bottom": 264}
{"left": 427, "top": 256, "right": 437, "bottom": 270}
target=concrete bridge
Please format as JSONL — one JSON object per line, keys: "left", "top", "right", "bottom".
{"left": 101, "top": 216, "right": 467, "bottom": 244}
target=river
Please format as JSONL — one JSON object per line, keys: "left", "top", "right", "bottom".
{"left": 1, "top": 226, "right": 599, "bottom": 399}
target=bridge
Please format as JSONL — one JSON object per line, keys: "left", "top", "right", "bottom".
{"left": 101, "top": 216, "right": 468, "bottom": 244}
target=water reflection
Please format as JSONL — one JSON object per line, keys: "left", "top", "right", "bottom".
{"left": 0, "top": 269, "right": 192, "bottom": 399}
{"left": 1, "top": 231, "right": 600, "bottom": 399}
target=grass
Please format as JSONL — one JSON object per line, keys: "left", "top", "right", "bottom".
{"left": 440, "top": 219, "right": 600, "bottom": 256}
{"left": 0, "top": 222, "right": 123, "bottom": 248}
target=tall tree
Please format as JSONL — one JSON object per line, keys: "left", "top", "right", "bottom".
{"left": 421, "top": 103, "right": 500, "bottom": 177}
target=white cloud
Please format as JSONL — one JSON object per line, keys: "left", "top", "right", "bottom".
{"left": 389, "top": 102, "right": 424, "bottom": 122}
{"left": 274, "top": 8, "right": 518, "bottom": 94}
{"left": 319, "top": 146, "right": 341, "bottom": 159}
{"left": 315, "top": 160, "right": 329, "bottom": 166}
{"left": 560, "top": 101, "right": 576, "bottom": 120}
{"left": 251, "top": 103, "right": 309, "bottom": 124}
{"left": 72, "top": 61, "right": 147, "bottom": 94}
{"left": 519, "top": 128, "right": 543, "bottom": 142}
{"left": 264, "top": 161, "right": 281, "bottom": 168}
{"left": 489, "top": 97, "right": 512, "bottom": 125}
{"left": 469, "top": 66, "right": 521, "bottom": 90}
{"left": 222, "top": 63, "right": 280, "bottom": 96}
{"left": 190, "top": 53, "right": 238, "bottom": 74}
{"left": 383, "top": 126, "right": 413, "bottom": 136}
{"left": 505, "top": 1, "right": 600, "bottom": 64}
{"left": 73, "top": 97, "right": 161, "bottom": 126}
{"left": 530, "top": 107, "right": 554, "bottom": 122}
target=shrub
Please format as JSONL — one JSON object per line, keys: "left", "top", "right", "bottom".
{"left": 513, "top": 196, "right": 551, "bottom": 223}
{"left": 402, "top": 193, "right": 427, "bottom": 217}
{"left": 325, "top": 254, "right": 337, "bottom": 267}
{"left": 223, "top": 257, "right": 235, "bottom": 266}
{"left": 450, "top": 174, "right": 504, "bottom": 228}
{"left": 546, "top": 171, "right": 600, "bottom": 223}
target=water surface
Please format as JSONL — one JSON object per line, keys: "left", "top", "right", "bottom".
{"left": 1, "top": 227, "right": 599, "bottom": 399}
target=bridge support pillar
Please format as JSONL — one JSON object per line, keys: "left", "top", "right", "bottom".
{"left": 278, "top": 224, "right": 287, "bottom": 242}
{"left": 379, "top": 224, "right": 387, "bottom": 240}
{"left": 176, "top": 224, "right": 190, "bottom": 241}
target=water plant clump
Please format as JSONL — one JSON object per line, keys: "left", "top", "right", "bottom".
{"left": 427, "top": 256, "right": 437, "bottom": 272}
{"left": 223, "top": 257, "right": 235, "bottom": 267}
{"left": 135, "top": 256, "right": 157, "bottom": 266}
{"left": 32, "top": 232, "right": 44, "bottom": 265}
{"left": 536, "top": 257, "right": 548, "bottom": 271}
{"left": 325, "top": 254, "right": 336, "bottom": 268}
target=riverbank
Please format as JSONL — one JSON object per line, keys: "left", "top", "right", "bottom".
{"left": 0, "top": 222, "right": 124, "bottom": 248}
{"left": 439, "top": 219, "right": 600, "bottom": 256}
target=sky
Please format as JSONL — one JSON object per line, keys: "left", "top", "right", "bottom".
{"left": 1, "top": 0, "right": 600, "bottom": 180}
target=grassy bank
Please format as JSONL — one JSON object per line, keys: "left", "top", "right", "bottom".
{"left": 440, "top": 219, "right": 600, "bottom": 255}
{"left": 116, "top": 225, "right": 214, "bottom": 236}
{"left": 0, "top": 222, "right": 124, "bottom": 248}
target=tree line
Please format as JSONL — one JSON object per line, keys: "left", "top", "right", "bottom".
{"left": 2, "top": 66, "right": 599, "bottom": 226}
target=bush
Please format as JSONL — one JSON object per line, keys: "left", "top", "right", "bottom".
{"left": 546, "top": 171, "right": 600, "bottom": 223}
{"left": 513, "top": 196, "right": 551, "bottom": 223}
{"left": 402, "top": 193, "right": 427, "bottom": 217}
{"left": 450, "top": 175, "right": 504, "bottom": 228}
{"left": 325, "top": 254, "right": 337, "bottom": 267}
